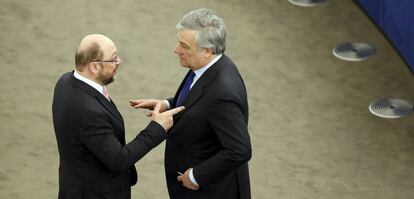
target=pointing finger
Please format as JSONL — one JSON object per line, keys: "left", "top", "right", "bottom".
{"left": 134, "top": 101, "right": 153, "bottom": 109}
{"left": 129, "top": 100, "right": 144, "bottom": 107}
{"left": 129, "top": 99, "right": 143, "bottom": 104}
{"left": 163, "top": 106, "right": 185, "bottom": 115}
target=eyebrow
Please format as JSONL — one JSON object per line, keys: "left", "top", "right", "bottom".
{"left": 180, "top": 41, "right": 190, "bottom": 49}
{"left": 111, "top": 51, "right": 118, "bottom": 58}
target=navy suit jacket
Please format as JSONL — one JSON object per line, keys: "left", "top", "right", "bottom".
{"left": 165, "top": 55, "right": 252, "bottom": 199}
{"left": 52, "top": 71, "right": 166, "bottom": 199}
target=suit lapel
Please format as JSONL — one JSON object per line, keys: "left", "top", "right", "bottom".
{"left": 173, "top": 55, "right": 228, "bottom": 121}
{"left": 97, "top": 97, "right": 124, "bottom": 122}
{"left": 69, "top": 71, "right": 123, "bottom": 122}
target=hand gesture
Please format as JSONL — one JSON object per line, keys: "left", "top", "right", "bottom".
{"left": 130, "top": 99, "right": 169, "bottom": 117}
{"left": 151, "top": 102, "right": 184, "bottom": 131}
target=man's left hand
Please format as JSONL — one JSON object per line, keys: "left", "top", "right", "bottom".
{"left": 177, "top": 168, "right": 199, "bottom": 190}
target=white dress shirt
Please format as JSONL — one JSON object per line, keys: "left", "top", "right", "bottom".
{"left": 73, "top": 70, "right": 106, "bottom": 96}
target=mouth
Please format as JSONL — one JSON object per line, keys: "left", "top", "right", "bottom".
{"left": 112, "top": 68, "right": 118, "bottom": 77}
{"left": 112, "top": 70, "right": 117, "bottom": 80}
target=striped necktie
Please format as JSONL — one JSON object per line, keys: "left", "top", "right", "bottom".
{"left": 103, "top": 86, "right": 110, "bottom": 101}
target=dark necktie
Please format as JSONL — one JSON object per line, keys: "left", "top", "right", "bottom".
{"left": 176, "top": 71, "right": 195, "bottom": 107}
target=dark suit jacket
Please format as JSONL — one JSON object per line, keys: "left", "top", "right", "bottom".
{"left": 52, "top": 71, "right": 166, "bottom": 199}
{"left": 165, "top": 55, "right": 252, "bottom": 199}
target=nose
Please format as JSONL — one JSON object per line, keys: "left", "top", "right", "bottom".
{"left": 174, "top": 43, "right": 182, "bottom": 55}
{"left": 117, "top": 56, "right": 122, "bottom": 66}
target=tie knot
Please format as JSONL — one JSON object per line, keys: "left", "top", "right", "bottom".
{"left": 189, "top": 71, "right": 196, "bottom": 79}
{"left": 103, "top": 86, "right": 110, "bottom": 101}
{"left": 187, "top": 71, "right": 196, "bottom": 85}
{"left": 186, "top": 71, "right": 196, "bottom": 87}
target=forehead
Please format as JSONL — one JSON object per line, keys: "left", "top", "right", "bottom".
{"left": 177, "top": 30, "right": 197, "bottom": 46}
{"left": 101, "top": 42, "right": 117, "bottom": 58}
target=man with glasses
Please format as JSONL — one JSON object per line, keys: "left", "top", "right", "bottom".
{"left": 52, "top": 34, "right": 184, "bottom": 199}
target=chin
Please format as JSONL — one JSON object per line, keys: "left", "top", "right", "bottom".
{"left": 103, "top": 77, "right": 115, "bottom": 85}
{"left": 179, "top": 62, "right": 190, "bottom": 68}
{"left": 179, "top": 60, "right": 187, "bottom": 66}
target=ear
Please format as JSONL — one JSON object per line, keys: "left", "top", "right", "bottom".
{"left": 88, "top": 62, "right": 100, "bottom": 74}
{"left": 204, "top": 48, "right": 214, "bottom": 59}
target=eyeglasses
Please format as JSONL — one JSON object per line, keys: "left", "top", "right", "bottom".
{"left": 93, "top": 55, "right": 120, "bottom": 64}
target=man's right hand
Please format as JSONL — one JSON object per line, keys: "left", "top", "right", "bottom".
{"left": 151, "top": 102, "right": 184, "bottom": 131}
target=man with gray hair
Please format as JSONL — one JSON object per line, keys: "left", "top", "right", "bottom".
{"left": 130, "top": 8, "right": 252, "bottom": 199}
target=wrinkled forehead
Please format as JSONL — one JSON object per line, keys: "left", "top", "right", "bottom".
{"left": 177, "top": 30, "right": 197, "bottom": 47}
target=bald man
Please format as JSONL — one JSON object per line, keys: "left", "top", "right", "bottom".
{"left": 52, "top": 34, "right": 184, "bottom": 199}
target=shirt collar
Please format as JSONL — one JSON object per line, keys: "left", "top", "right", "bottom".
{"left": 193, "top": 54, "right": 222, "bottom": 78}
{"left": 73, "top": 70, "right": 105, "bottom": 95}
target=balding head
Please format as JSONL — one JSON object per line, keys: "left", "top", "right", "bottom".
{"left": 75, "top": 34, "right": 115, "bottom": 71}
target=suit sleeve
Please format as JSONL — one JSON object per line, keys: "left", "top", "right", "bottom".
{"left": 79, "top": 110, "right": 166, "bottom": 172}
{"left": 193, "top": 92, "right": 252, "bottom": 188}
{"left": 167, "top": 97, "right": 174, "bottom": 109}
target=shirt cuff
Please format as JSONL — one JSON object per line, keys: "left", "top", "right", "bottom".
{"left": 189, "top": 168, "right": 199, "bottom": 186}
{"left": 164, "top": 100, "right": 170, "bottom": 110}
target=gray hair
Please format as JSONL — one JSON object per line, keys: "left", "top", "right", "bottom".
{"left": 176, "top": 8, "right": 226, "bottom": 54}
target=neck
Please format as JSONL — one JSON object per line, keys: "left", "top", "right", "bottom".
{"left": 192, "top": 55, "right": 216, "bottom": 70}
{"left": 75, "top": 69, "right": 104, "bottom": 86}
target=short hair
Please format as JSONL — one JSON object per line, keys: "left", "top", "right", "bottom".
{"left": 75, "top": 42, "right": 104, "bottom": 70}
{"left": 176, "top": 8, "right": 226, "bottom": 54}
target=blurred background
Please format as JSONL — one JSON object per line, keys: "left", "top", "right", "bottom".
{"left": 1, "top": 0, "right": 413, "bottom": 198}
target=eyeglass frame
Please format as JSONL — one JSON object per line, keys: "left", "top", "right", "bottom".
{"left": 92, "top": 55, "right": 120, "bottom": 64}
